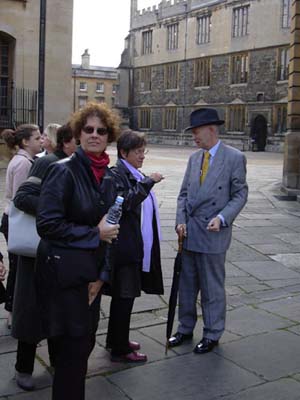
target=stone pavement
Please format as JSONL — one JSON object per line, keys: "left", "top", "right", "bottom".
{"left": 1, "top": 146, "right": 300, "bottom": 399}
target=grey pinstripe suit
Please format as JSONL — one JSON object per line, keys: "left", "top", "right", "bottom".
{"left": 176, "top": 141, "right": 248, "bottom": 340}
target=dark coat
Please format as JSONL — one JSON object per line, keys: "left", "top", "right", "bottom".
{"left": 35, "top": 147, "right": 116, "bottom": 338}
{"left": 11, "top": 150, "right": 69, "bottom": 343}
{"left": 108, "top": 159, "right": 164, "bottom": 298}
{"left": 0, "top": 252, "right": 5, "bottom": 305}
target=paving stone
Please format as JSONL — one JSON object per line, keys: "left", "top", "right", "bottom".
{"left": 226, "top": 242, "right": 269, "bottom": 262}
{"left": 0, "top": 352, "right": 51, "bottom": 397}
{"left": 233, "top": 261, "right": 300, "bottom": 280}
{"left": 221, "top": 378, "right": 300, "bottom": 400}
{"left": 249, "top": 243, "right": 300, "bottom": 254}
{"left": 0, "top": 335, "right": 17, "bottom": 354}
{"left": 226, "top": 305, "right": 293, "bottom": 336}
{"left": 275, "top": 232, "right": 300, "bottom": 244}
{"left": 4, "top": 387, "right": 51, "bottom": 400}
{"left": 108, "top": 352, "right": 263, "bottom": 400}
{"left": 215, "top": 331, "right": 300, "bottom": 381}
{"left": 85, "top": 376, "right": 128, "bottom": 400}
{"left": 271, "top": 253, "right": 300, "bottom": 268}
{"left": 257, "top": 294, "right": 300, "bottom": 322}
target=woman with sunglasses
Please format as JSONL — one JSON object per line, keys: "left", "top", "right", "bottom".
{"left": 106, "top": 130, "right": 164, "bottom": 362}
{"left": 35, "top": 102, "right": 120, "bottom": 400}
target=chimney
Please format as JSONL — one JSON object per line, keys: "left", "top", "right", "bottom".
{"left": 81, "top": 49, "right": 90, "bottom": 68}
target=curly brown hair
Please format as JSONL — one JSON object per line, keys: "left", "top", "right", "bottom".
{"left": 70, "top": 102, "right": 121, "bottom": 143}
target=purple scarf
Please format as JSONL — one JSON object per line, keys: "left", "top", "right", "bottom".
{"left": 121, "top": 159, "right": 161, "bottom": 272}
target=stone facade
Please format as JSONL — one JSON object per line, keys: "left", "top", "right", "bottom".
{"left": 119, "top": 0, "right": 292, "bottom": 151}
{"left": 72, "top": 50, "right": 119, "bottom": 111}
{"left": 0, "top": 0, "right": 73, "bottom": 132}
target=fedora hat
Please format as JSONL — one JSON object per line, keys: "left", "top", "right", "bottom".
{"left": 185, "top": 108, "right": 224, "bottom": 132}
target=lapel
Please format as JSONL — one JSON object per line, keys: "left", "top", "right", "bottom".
{"left": 190, "top": 142, "right": 226, "bottom": 213}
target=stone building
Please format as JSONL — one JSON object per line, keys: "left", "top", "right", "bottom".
{"left": 0, "top": 0, "right": 73, "bottom": 135}
{"left": 72, "top": 50, "right": 119, "bottom": 111}
{"left": 119, "top": 0, "right": 292, "bottom": 151}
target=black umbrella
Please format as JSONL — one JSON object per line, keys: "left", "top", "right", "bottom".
{"left": 165, "top": 230, "right": 184, "bottom": 355}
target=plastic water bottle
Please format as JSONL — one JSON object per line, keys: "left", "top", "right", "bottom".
{"left": 106, "top": 196, "right": 124, "bottom": 225}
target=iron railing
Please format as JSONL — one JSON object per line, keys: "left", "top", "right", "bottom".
{"left": 0, "top": 85, "right": 38, "bottom": 129}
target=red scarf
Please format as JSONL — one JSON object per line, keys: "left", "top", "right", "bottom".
{"left": 86, "top": 151, "right": 110, "bottom": 183}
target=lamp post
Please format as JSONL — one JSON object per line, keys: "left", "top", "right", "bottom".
{"left": 38, "top": 0, "right": 46, "bottom": 131}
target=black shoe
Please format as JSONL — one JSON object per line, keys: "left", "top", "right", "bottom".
{"left": 193, "top": 337, "right": 219, "bottom": 354}
{"left": 168, "top": 332, "right": 193, "bottom": 347}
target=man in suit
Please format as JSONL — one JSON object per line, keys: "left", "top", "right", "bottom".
{"left": 168, "top": 108, "right": 248, "bottom": 354}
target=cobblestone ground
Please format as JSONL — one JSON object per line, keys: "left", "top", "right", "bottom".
{"left": 1, "top": 146, "right": 300, "bottom": 399}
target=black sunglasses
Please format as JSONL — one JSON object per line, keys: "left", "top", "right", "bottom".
{"left": 82, "top": 126, "right": 108, "bottom": 136}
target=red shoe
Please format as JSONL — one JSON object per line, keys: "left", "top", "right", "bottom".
{"left": 129, "top": 340, "right": 141, "bottom": 351}
{"left": 111, "top": 351, "right": 148, "bottom": 363}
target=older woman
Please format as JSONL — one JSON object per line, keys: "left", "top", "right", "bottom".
{"left": 0, "top": 125, "right": 41, "bottom": 328}
{"left": 35, "top": 102, "right": 120, "bottom": 400}
{"left": 37, "top": 123, "right": 61, "bottom": 157}
{"left": 106, "top": 130, "right": 164, "bottom": 362}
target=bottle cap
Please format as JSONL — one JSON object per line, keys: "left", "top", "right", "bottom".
{"left": 116, "top": 196, "right": 124, "bottom": 204}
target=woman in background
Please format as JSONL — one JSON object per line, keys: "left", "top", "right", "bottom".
{"left": 0, "top": 125, "right": 41, "bottom": 329}
{"left": 36, "top": 123, "right": 61, "bottom": 157}
{"left": 11, "top": 123, "right": 75, "bottom": 391}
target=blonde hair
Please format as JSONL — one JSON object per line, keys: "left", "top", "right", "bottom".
{"left": 44, "top": 123, "right": 61, "bottom": 149}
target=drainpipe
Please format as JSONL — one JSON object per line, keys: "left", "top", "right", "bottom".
{"left": 38, "top": 0, "right": 46, "bottom": 131}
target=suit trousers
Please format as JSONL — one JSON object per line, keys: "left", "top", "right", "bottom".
{"left": 178, "top": 249, "right": 226, "bottom": 341}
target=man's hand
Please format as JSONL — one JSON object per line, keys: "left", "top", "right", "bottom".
{"left": 176, "top": 224, "right": 187, "bottom": 237}
{"left": 0, "top": 261, "right": 6, "bottom": 281}
{"left": 98, "top": 214, "right": 119, "bottom": 243}
{"left": 88, "top": 280, "right": 103, "bottom": 306}
{"left": 207, "top": 217, "right": 221, "bottom": 232}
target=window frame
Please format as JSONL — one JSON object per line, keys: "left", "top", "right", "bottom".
{"left": 79, "top": 81, "right": 87, "bottom": 91}
{"left": 138, "top": 108, "right": 151, "bottom": 130}
{"left": 230, "top": 53, "right": 249, "bottom": 85}
{"left": 226, "top": 105, "right": 246, "bottom": 132}
{"left": 139, "top": 67, "right": 152, "bottom": 92}
{"left": 194, "top": 57, "right": 211, "bottom": 87}
{"left": 164, "top": 63, "right": 179, "bottom": 90}
{"left": 167, "top": 23, "right": 179, "bottom": 51}
{"left": 197, "top": 14, "right": 211, "bottom": 45}
{"left": 277, "top": 47, "right": 290, "bottom": 81}
{"left": 142, "top": 30, "right": 153, "bottom": 55}
{"left": 96, "top": 82, "right": 104, "bottom": 93}
{"left": 163, "top": 107, "right": 177, "bottom": 131}
{"left": 232, "top": 5, "right": 249, "bottom": 38}
{"left": 281, "top": 0, "right": 291, "bottom": 28}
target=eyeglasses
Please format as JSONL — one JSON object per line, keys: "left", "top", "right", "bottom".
{"left": 133, "top": 149, "right": 149, "bottom": 156}
{"left": 82, "top": 126, "right": 108, "bottom": 136}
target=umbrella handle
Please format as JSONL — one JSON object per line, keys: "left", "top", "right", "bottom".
{"left": 178, "top": 230, "right": 184, "bottom": 253}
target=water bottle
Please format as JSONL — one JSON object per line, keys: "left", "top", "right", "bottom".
{"left": 106, "top": 196, "right": 124, "bottom": 225}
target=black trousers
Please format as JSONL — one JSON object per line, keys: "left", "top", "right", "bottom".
{"left": 107, "top": 297, "right": 135, "bottom": 356}
{"left": 15, "top": 339, "right": 57, "bottom": 374}
{"left": 0, "top": 213, "right": 18, "bottom": 312}
{"left": 51, "top": 334, "right": 95, "bottom": 400}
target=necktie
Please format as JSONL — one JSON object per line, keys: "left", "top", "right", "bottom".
{"left": 200, "top": 151, "right": 210, "bottom": 184}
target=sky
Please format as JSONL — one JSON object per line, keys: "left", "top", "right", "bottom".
{"left": 72, "top": 0, "right": 160, "bottom": 68}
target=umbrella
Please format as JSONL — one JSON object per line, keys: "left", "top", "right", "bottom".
{"left": 165, "top": 230, "right": 184, "bottom": 355}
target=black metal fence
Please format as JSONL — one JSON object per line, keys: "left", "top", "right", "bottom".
{"left": 0, "top": 86, "right": 38, "bottom": 129}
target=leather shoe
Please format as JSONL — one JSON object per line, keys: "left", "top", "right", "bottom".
{"left": 111, "top": 351, "right": 148, "bottom": 363}
{"left": 168, "top": 332, "right": 193, "bottom": 347}
{"left": 15, "top": 371, "right": 35, "bottom": 391}
{"left": 128, "top": 340, "right": 141, "bottom": 351}
{"left": 193, "top": 337, "right": 219, "bottom": 354}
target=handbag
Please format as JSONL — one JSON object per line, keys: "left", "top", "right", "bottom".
{"left": 7, "top": 203, "right": 40, "bottom": 258}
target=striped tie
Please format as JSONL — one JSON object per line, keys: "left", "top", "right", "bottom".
{"left": 200, "top": 151, "right": 210, "bottom": 184}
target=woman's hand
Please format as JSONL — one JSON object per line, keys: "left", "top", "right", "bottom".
{"left": 98, "top": 214, "right": 119, "bottom": 243}
{"left": 0, "top": 261, "right": 6, "bottom": 281}
{"left": 150, "top": 172, "right": 164, "bottom": 183}
{"left": 88, "top": 279, "right": 103, "bottom": 305}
